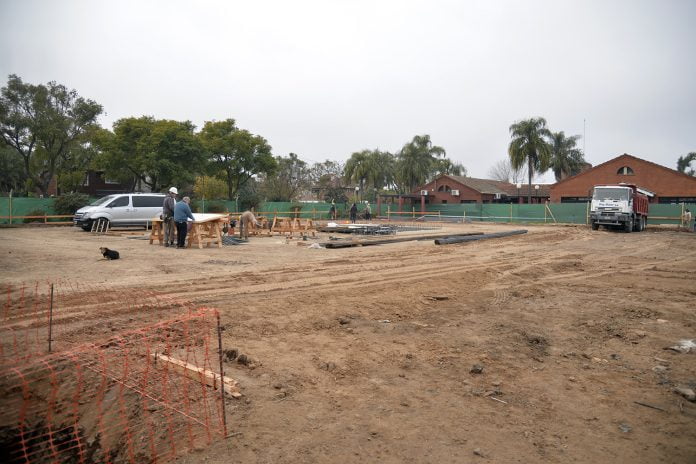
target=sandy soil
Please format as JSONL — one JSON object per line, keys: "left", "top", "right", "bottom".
{"left": 1, "top": 223, "right": 695, "bottom": 463}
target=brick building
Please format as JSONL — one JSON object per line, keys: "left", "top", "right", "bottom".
{"left": 550, "top": 154, "right": 696, "bottom": 203}
{"left": 415, "top": 175, "right": 550, "bottom": 205}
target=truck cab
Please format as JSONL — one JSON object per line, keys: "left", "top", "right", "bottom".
{"left": 590, "top": 184, "right": 650, "bottom": 232}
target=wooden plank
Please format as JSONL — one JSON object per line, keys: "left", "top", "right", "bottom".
{"left": 153, "top": 353, "right": 242, "bottom": 398}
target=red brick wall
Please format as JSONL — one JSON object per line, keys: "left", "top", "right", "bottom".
{"left": 419, "top": 178, "right": 483, "bottom": 204}
{"left": 550, "top": 154, "right": 696, "bottom": 202}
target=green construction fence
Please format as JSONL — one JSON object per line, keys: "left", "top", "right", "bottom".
{"left": 1, "top": 196, "right": 694, "bottom": 226}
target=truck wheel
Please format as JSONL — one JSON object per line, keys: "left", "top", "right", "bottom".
{"left": 591, "top": 222, "right": 599, "bottom": 231}
{"left": 624, "top": 220, "right": 632, "bottom": 233}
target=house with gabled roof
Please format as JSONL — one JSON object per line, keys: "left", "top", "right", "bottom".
{"left": 549, "top": 154, "right": 696, "bottom": 203}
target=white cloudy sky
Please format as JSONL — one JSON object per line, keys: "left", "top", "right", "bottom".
{"left": 1, "top": 0, "right": 695, "bottom": 182}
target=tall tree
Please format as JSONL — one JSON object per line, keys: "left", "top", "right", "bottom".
{"left": 199, "top": 119, "right": 277, "bottom": 199}
{"left": 487, "top": 158, "right": 526, "bottom": 183}
{"left": 345, "top": 149, "right": 396, "bottom": 196}
{"left": 508, "top": 118, "right": 552, "bottom": 203}
{"left": 677, "top": 152, "right": 696, "bottom": 176}
{"left": 549, "top": 131, "right": 586, "bottom": 181}
{"left": 0, "top": 74, "right": 103, "bottom": 195}
{"left": 434, "top": 158, "right": 467, "bottom": 177}
{"left": 0, "top": 144, "right": 24, "bottom": 193}
{"left": 395, "top": 134, "right": 446, "bottom": 193}
{"left": 260, "top": 153, "right": 309, "bottom": 202}
{"left": 310, "top": 160, "right": 347, "bottom": 203}
{"left": 101, "top": 116, "right": 205, "bottom": 192}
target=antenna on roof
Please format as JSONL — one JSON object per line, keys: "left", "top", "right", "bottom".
{"left": 583, "top": 118, "right": 586, "bottom": 155}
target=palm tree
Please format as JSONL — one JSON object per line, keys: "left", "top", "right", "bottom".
{"left": 677, "top": 152, "right": 696, "bottom": 176}
{"left": 508, "top": 118, "right": 552, "bottom": 203}
{"left": 396, "top": 134, "right": 446, "bottom": 193}
{"left": 345, "top": 149, "right": 396, "bottom": 197}
{"left": 549, "top": 131, "right": 586, "bottom": 181}
{"left": 344, "top": 150, "right": 371, "bottom": 195}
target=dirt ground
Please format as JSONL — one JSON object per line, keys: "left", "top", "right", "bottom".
{"left": 1, "top": 223, "right": 695, "bottom": 463}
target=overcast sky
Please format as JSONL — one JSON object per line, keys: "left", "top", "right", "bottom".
{"left": 1, "top": 0, "right": 695, "bottom": 182}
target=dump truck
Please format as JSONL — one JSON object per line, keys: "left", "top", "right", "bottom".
{"left": 590, "top": 184, "right": 650, "bottom": 232}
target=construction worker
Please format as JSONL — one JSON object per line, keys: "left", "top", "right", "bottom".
{"left": 162, "top": 187, "right": 177, "bottom": 247}
{"left": 240, "top": 211, "right": 260, "bottom": 239}
{"left": 683, "top": 209, "right": 692, "bottom": 232}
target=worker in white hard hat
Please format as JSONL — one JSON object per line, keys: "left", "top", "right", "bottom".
{"left": 162, "top": 187, "right": 178, "bottom": 247}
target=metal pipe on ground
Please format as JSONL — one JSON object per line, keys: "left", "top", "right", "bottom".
{"left": 434, "top": 230, "right": 527, "bottom": 245}
{"left": 323, "top": 232, "right": 483, "bottom": 249}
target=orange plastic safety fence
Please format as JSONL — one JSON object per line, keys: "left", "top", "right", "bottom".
{"left": 0, "top": 308, "right": 228, "bottom": 463}
{"left": 0, "top": 281, "right": 197, "bottom": 366}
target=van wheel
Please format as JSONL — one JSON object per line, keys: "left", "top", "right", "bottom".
{"left": 81, "top": 220, "right": 92, "bottom": 231}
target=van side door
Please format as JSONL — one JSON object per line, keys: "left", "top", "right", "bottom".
{"left": 105, "top": 195, "right": 132, "bottom": 225}
{"left": 132, "top": 195, "right": 165, "bottom": 224}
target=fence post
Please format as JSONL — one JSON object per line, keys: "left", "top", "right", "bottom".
{"left": 585, "top": 202, "right": 589, "bottom": 225}
{"left": 510, "top": 203, "right": 513, "bottom": 223}
{"left": 412, "top": 207, "right": 415, "bottom": 219}
{"left": 387, "top": 206, "right": 390, "bottom": 221}
{"left": 8, "top": 193, "right": 12, "bottom": 225}
{"left": 48, "top": 284, "right": 54, "bottom": 353}
{"left": 216, "top": 312, "right": 228, "bottom": 438}
{"left": 680, "top": 202, "right": 685, "bottom": 230}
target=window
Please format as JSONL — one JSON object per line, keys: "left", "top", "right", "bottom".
{"left": 108, "top": 196, "right": 129, "bottom": 207}
{"left": 617, "top": 166, "right": 634, "bottom": 175}
{"left": 460, "top": 200, "right": 476, "bottom": 204}
{"left": 561, "top": 197, "right": 590, "bottom": 203}
{"left": 441, "top": 200, "right": 447, "bottom": 204}
{"left": 133, "top": 196, "right": 164, "bottom": 207}
{"left": 437, "top": 185, "right": 452, "bottom": 192}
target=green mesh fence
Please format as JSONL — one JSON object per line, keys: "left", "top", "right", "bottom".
{"left": 2, "top": 197, "right": 694, "bottom": 225}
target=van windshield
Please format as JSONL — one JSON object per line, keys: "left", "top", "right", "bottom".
{"left": 593, "top": 188, "right": 629, "bottom": 201}
{"left": 89, "top": 195, "right": 116, "bottom": 206}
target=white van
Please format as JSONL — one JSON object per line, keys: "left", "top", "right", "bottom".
{"left": 73, "top": 193, "right": 166, "bottom": 230}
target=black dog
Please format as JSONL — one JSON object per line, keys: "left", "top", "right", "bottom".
{"left": 99, "top": 247, "right": 120, "bottom": 260}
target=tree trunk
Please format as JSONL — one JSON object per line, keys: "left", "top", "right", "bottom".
{"left": 527, "top": 158, "right": 533, "bottom": 204}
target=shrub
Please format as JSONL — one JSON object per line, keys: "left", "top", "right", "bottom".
{"left": 53, "top": 192, "right": 90, "bottom": 215}
{"left": 23, "top": 209, "right": 46, "bottom": 223}
{"left": 205, "top": 201, "right": 227, "bottom": 213}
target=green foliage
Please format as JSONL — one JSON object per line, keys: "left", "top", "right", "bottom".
{"left": 237, "top": 178, "right": 262, "bottom": 211}
{"left": 0, "top": 74, "right": 103, "bottom": 195}
{"left": 261, "top": 153, "right": 309, "bottom": 202}
{"left": 508, "top": 118, "right": 552, "bottom": 202}
{"left": 101, "top": 116, "right": 205, "bottom": 193}
{"left": 199, "top": 119, "right": 277, "bottom": 200}
{"left": 23, "top": 209, "right": 46, "bottom": 223}
{"left": 345, "top": 149, "right": 396, "bottom": 194}
{"left": 395, "top": 135, "right": 463, "bottom": 193}
{"left": 53, "top": 192, "right": 90, "bottom": 215}
{"left": 549, "top": 131, "right": 586, "bottom": 181}
{"left": 193, "top": 175, "right": 227, "bottom": 200}
{"left": 677, "top": 152, "right": 696, "bottom": 176}
{"left": 0, "top": 144, "right": 24, "bottom": 193}
{"left": 192, "top": 199, "right": 227, "bottom": 214}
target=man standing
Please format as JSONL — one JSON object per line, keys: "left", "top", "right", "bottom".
{"left": 364, "top": 202, "right": 371, "bottom": 221}
{"left": 684, "top": 208, "right": 692, "bottom": 232}
{"left": 349, "top": 203, "right": 357, "bottom": 223}
{"left": 163, "top": 187, "right": 177, "bottom": 247}
{"left": 174, "top": 196, "right": 195, "bottom": 248}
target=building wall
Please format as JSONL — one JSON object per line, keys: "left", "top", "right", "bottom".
{"left": 550, "top": 154, "right": 696, "bottom": 203}
{"left": 419, "top": 178, "right": 483, "bottom": 204}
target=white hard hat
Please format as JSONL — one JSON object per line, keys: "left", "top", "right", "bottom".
{"left": 169, "top": 187, "right": 178, "bottom": 194}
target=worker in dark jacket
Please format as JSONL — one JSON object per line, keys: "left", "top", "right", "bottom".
{"left": 349, "top": 203, "right": 357, "bottom": 223}
{"left": 162, "top": 187, "right": 177, "bottom": 247}
{"left": 174, "top": 196, "right": 195, "bottom": 248}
